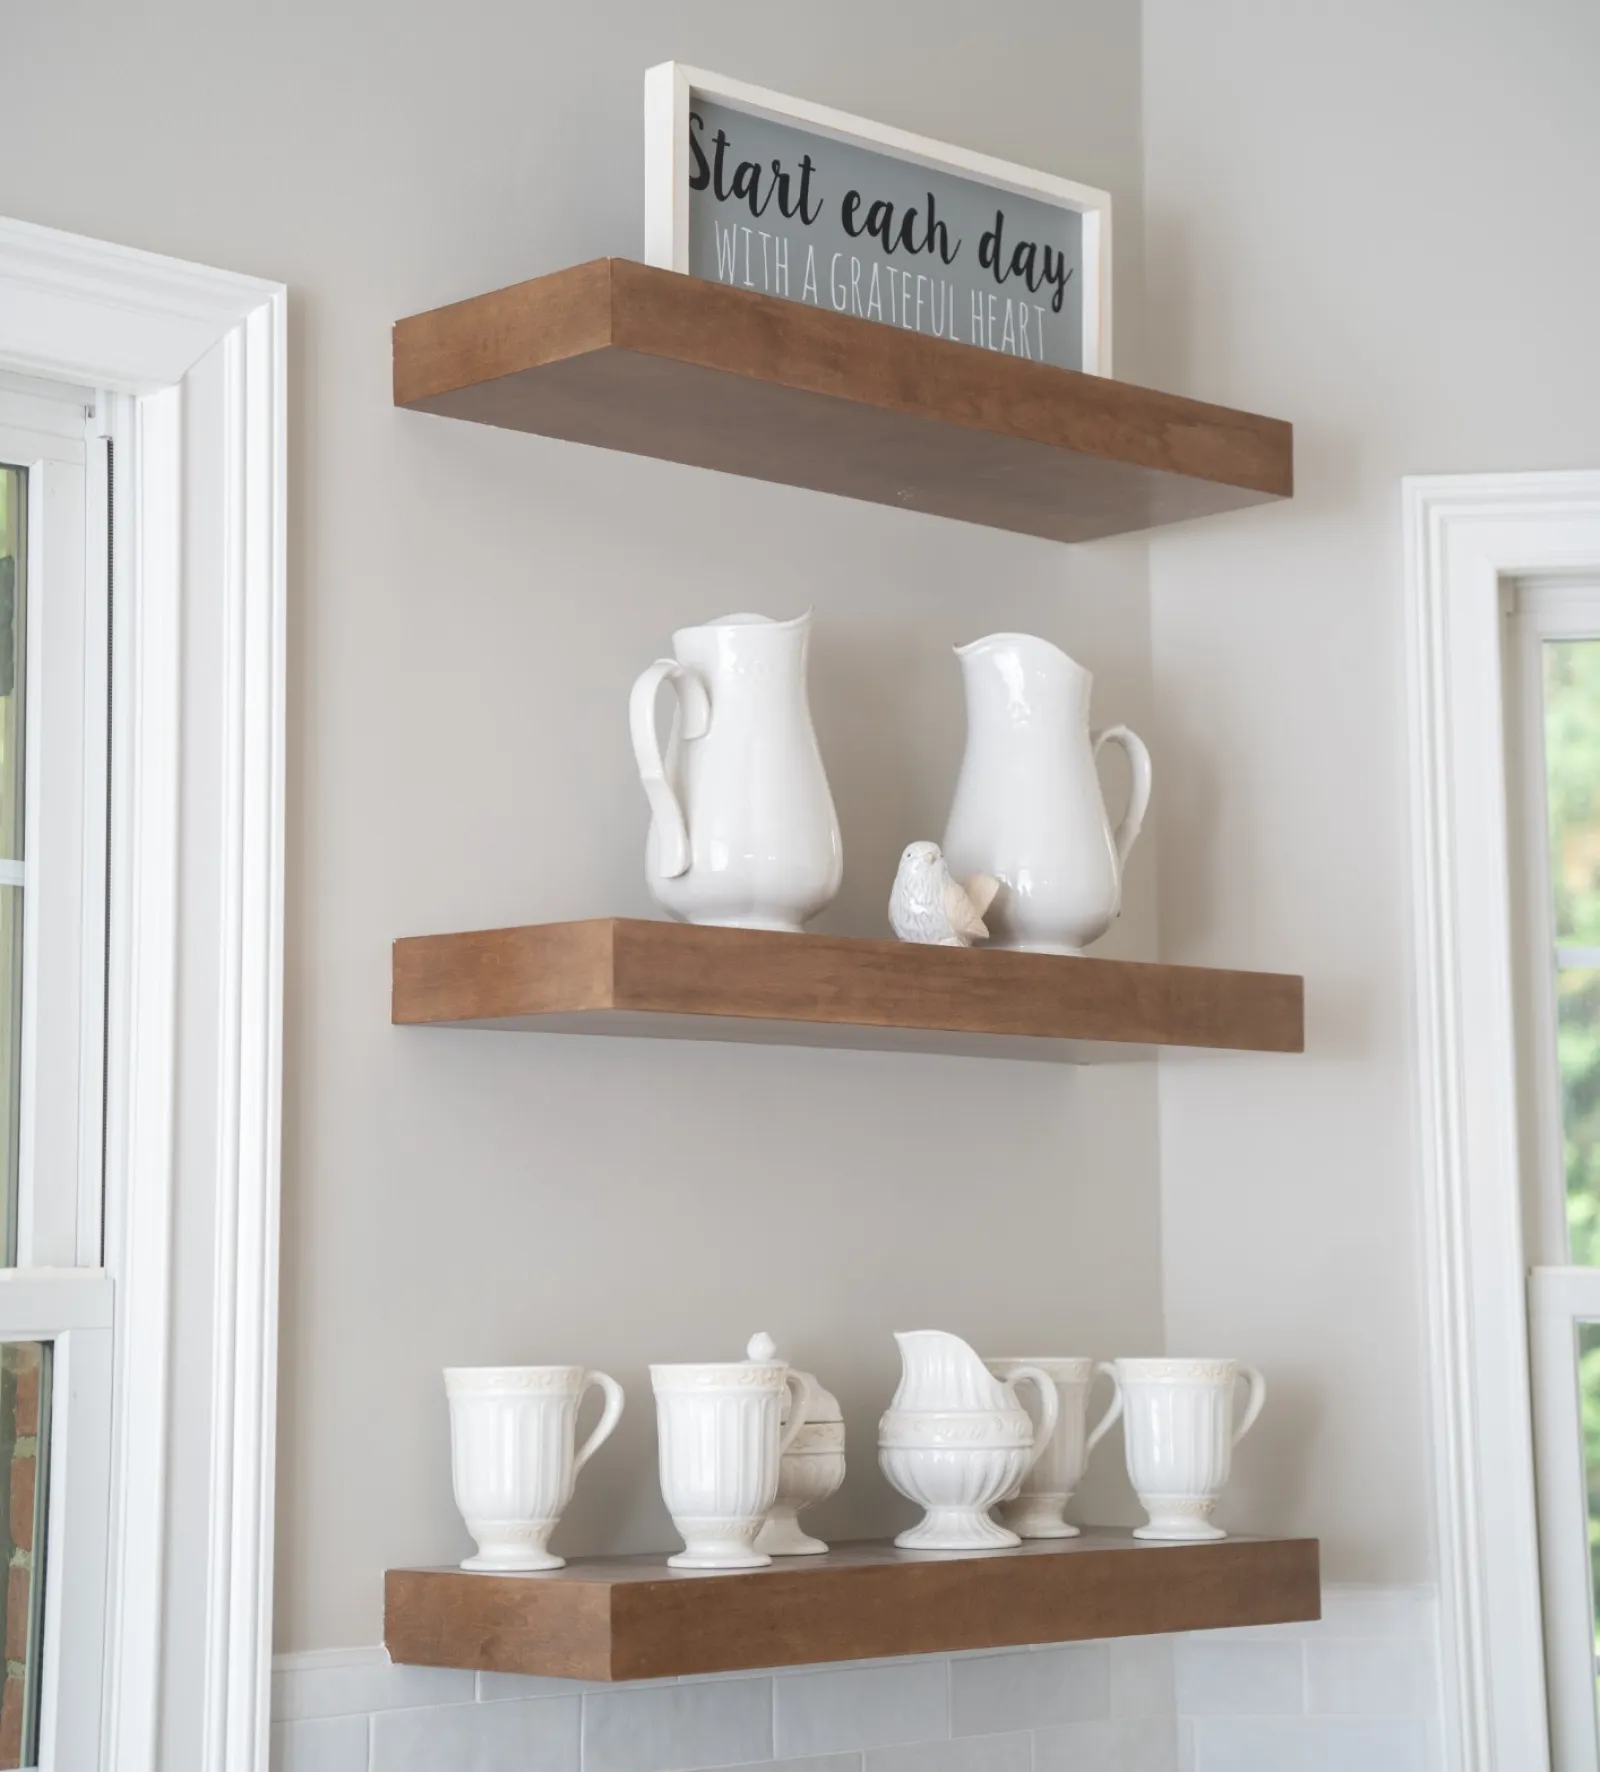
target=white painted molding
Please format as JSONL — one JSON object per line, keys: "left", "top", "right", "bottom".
{"left": 1403, "top": 469, "right": 1600, "bottom": 1772}
{"left": 0, "top": 215, "right": 286, "bottom": 1771}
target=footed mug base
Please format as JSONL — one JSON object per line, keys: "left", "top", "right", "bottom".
{"left": 1009, "top": 1518, "right": 1080, "bottom": 1540}
{"left": 668, "top": 1545, "right": 773, "bottom": 1569}
{"left": 1133, "top": 1493, "right": 1226, "bottom": 1542}
{"left": 667, "top": 1516, "right": 772, "bottom": 1570}
{"left": 462, "top": 1520, "right": 563, "bottom": 1572}
{"left": 462, "top": 1548, "right": 565, "bottom": 1571}
{"left": 895, "top": 1509, "right": 1021, "bottom": 1552}
{"left": 1133, "top": 1521, "right": 1228, "bottom": 1542}
{"left": 997, "top": 1496, "right": 1079, "bottom": 1540}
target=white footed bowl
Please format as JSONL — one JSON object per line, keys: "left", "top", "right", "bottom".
{"left": 879, "top": 1409, "right": 1033, "bottom": 1551}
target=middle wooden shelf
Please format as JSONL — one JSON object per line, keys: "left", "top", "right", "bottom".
{"left": 385, "top": 1530, "right": 1322, "bottom": 1681}
{"left": 391, "top": 918, "right": 1304, "bottom": 1062}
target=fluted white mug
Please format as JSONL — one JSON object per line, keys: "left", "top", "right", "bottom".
{"left": 445, "top": 1366, "right": 624, "bottom": 1571}
{"left": 1111, "top": 1358, "right": 1266, "bottom": 1541}
{"left": 652, "top": 1353, "right": 808, "bottom": 1569}
{"left": 987, "top": 1356, "right": 1123, "bottom": 1538}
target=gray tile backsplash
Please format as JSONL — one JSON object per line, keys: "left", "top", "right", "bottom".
{"left": 270, "top": 1586, "right": 1440, "bottom": 1772}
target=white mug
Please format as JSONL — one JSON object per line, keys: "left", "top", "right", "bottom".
{"left": 445, "top": 1366, "right": 624, "bottom": 1571}
{"left": 987, "top": 1356, "right": 1123, "bottom": 1538}
{"left": 1111, "top": 1358, "right": 1266, "bottom": 1541}
{"left": 652, "top": 1344, "right": 808, "bottom": 1569}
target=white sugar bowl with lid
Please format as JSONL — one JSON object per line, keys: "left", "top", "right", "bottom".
{"left": 756, "top": 1367, "right": 845, "bottom": 1557}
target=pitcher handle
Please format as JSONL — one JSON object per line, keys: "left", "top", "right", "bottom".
{"left": 629, "top": 660, "right": 711, "bottom": 880}
{"left": 1232, "top": 1366, "right": 1267, "bottom": 1447}
{"left": 778, "top": 1370, "right": 811, "bottom": 1457}
{"left": 1008, "top": 1364, "right": 1061, "bottom": 1477}
{"left": 1085, "top": 1362, "right": 1124, "bottom": 1455}
{"left": 1092, "top": 724, "right": 1153, "bottom": 869}
{"left": 573, "top": 1370, "right": 625, "bottom": 1473}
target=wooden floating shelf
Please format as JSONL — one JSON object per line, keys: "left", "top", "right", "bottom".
{"left": 391, "top": 919, "right": 1304, "bottom": 1062}
{"left": 386, "top": 1531, "right": 1321, "bottom": 1681}
{"left": 393, "top": 259, "right": 1293, "bottom": 544}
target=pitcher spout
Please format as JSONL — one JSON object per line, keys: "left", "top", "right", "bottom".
{"left": 954, "top": 632, "right": 1090, "bottom": 684}
{"left": 891, "top": 1330, "right": 1014, "bottom": 1412}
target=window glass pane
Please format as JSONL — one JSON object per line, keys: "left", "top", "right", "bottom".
{"left": 1560, "top": 969, "right": 1600, "bottom": 1264}
{"left": 1545, "top": 639, "right": 1600, "bottom": 946}
{"left": 0, "top": 1343, "right": 48, "bottom": 1771}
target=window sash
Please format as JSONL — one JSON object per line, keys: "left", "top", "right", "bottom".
{"left": 0, "top": 404, "right": 106, "bottom": 1274}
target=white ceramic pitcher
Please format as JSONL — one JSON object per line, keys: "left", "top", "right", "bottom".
{"left": 630, "top": 612, "right": 842, "bottom": 932}
{"left": 878, "top": 1330, "right": 1059, "bottom": 1550}
{"left": 942, "top": 634, "right": 1151, "bottom": 954}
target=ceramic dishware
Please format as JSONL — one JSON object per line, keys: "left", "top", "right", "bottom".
{"left": 1111, "top": 1357, "right": 1266, "bottom": 1541}
{"left": 756, "top": 1367, "right": 845, "bottom": 1556}
{"left": 986, "top": 1356, "right": 1122, "bottom": 1538}
{"left": 652, "top": 1333, "right": 809, "bottom": 1568}
{"left": 878, "top": 1330, "right": 1059, "bottom": 1550}
{"left": 630, "top": 611, "right": 843, "bottom": 931}
{"left": 444, "top": 1365, "right": 625, "bottom": 1571}
{"left": 942, "top": 633, "right": 1151, "bottom": 954}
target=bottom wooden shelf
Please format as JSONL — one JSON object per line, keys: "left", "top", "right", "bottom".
{"left": 385, "top": 1531, "right": 1321, "bottom": 1681}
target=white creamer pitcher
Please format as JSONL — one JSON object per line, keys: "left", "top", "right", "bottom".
{"left": 942, "top": 634, "right": 1151, "bottom": 954}
{"left": 878, "top": 1330, "right": 1059, "bottom": 1550}
{"left": 629, "top": 613, "right": 843, "bottom": 932}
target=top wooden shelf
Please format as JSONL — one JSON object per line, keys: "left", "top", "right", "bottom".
{"left": 393, "top": 259, "right": 1293, "bottom": 544}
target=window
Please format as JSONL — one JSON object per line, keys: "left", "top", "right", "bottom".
{"left": 0, "top": 382, "right": 113, "bottom": 1770}
{"left": 1511, "top": 584, "right": 1600, "bottom": 1771}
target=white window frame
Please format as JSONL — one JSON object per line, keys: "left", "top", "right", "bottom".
{"left": 0, "top": 377, "right": 116, "bottom": 1772}
{"left": 0, "top": 217, "right": 286, "bottom": 1771}
{"left": 1404, "top": 472, "right": 1600, "bottom": 1772}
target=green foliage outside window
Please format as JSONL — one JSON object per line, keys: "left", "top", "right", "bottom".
{"left": 1543, "top": 641, "right": 1600, "bottom": 1644}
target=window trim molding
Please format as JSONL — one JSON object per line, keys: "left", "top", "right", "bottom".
{"left": 0, "top": 215, "right": 285, "bottom": 1771}
{"left": 1403, "top": 470, "right": 1600, "bottom": 1772}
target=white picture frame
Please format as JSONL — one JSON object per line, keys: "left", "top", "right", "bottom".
{"left": 644, "top": 61, "right": 1113, "bottom": 376}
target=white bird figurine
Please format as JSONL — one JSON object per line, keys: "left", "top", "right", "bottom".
{"left": 888, "top": 841, "right": 1000, "bottom": 947}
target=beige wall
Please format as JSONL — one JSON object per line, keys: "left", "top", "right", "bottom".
{"left": 9, "top": 1, "right": 1165, "bottom": 1649}
{"left": 1143, "top": 0, "right": 1600, "bottom": 1582}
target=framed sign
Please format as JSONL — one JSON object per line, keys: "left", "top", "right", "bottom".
{"left": 644, "top": 63, "right": 1112, "bottom": 375}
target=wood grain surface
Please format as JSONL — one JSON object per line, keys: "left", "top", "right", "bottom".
{"left": 391, "top": 919, "right": 1305, "bottom": 1057}
{"left": 385, "top": 1531, "right": 1321, "bottom": 1680}
{"left": 393, "top": 260, "right": 1293, "bottom": 543}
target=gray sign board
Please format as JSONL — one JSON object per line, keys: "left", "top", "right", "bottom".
{"left": 686, "top": 98, "right": 1086, "bottom": 373}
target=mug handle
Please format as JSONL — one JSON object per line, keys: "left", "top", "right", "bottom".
{"left": 629, "top": 660, "right": 711, "bottom": 880}
{"left": 573, "top": 1371, "right": 626, "bottom": 1473}
{"left": 1091, "top": 725, "right": 1153, "bottom": 868}
{"left": 778, "top": 1371, "right": 811, "bottom": 1457}
{"left": 1008, "top": 1365, "right": 1061, "bottom": 1476}
{"left": 1085, "top": 1362, "right": 1124, "bottom": 1455}
{"left": 1232, "top": 1366, "right": 1267, "bottom": 1447}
